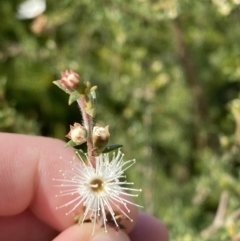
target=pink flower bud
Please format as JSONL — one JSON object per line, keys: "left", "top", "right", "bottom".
{"left": 66, "top": 122, "right": 87, "bottom": 145}
{"left": 58, "top": 70, "right": 80, "bottom": 91}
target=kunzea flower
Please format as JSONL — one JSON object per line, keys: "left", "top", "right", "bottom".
{"left": 54, "top": 150, "right": 141, "bottom": 234}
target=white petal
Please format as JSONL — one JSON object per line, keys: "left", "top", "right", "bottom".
{"left": 17, "top": 0, "right": 46, "bottom": 19}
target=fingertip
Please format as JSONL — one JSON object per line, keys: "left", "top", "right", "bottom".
{"left": 90, "top": 229, "right": 130, "bottom": 241}
{"left": 0, "top": 209, "right": 58, "bottom": 241}
{"left": 53, "top": 224, "right": 91, "bottom": 241}
{"left": 53, "top": 224, "right": 130, "bottom": 241}
{"left": 0, "top": 133, "right": 75, "bottom": 227}
{"left": 129, "top": 212, "right": 168, "bottom": 241}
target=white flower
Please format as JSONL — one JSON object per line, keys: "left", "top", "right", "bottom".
{"left": 16, "top": 0, "right": 46, "bottom": 19}
{"left": 54, "top": 150, "right": 141, "bottom": 234}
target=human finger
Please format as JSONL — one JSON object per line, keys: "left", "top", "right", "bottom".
{"left": 0, "top": 133, "right": 138, "bottom": 233}
{"left": 53, "top": 212, "right": 169, "bottom": 241}
{"left": 129, "top": 212, "right": 168, "bottom": 241}
{"left": 53, "top": 223, "right": 130, "bottom": 241}
{"left": 0, "top": 209, "right": 58, "bottom": 241}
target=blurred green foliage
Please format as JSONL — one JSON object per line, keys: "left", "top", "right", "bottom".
{"left": 1, "top": 0, "right": 240, "bottom": 240}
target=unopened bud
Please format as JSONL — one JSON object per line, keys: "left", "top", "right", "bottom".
{"left": 92, "top": 125, "right": 110, "bottom": 151}
{"left": 58, "top": 69, "right": 80, "bottom": 91}
{"left": 66, "top": 122, "right": 87, "bottom": 145}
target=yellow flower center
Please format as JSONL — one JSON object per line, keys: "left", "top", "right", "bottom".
{"left": 90, "top": 178, "right": 104, "bottom": 192}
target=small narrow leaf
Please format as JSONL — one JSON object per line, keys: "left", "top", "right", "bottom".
{"left": 68, "top": 91, "right": 81, "bottom": 105}
{"left": 102, "top": 144, "right": 123, "bottom": 153}
{"left": 85, "top": 98, "right": 95, "bottom": 117}
{"left": 90, "top": 85, "right": 98, "bottom": 92}
{"left": 65, "top": 140, "right": 78, "bottom": 147}
{"left": 90, "top": 89, "right": 97, "bottom": 109}
{"left": 53, "top": 81, "right": 71, "bottom": 94}
{"left": 85, "top": 107, "right": 95, "bottom": 117}
{"left": 75, "top": 149, "right": 88, "bottom": 163}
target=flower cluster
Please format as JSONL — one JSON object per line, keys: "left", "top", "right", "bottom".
{"left": 53, "top": 69, "right": 141, "bottom": 234}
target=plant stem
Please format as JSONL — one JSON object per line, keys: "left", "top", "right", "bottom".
{"left": 172, "top": 17, "right": 208, "bottom": 150}
{"left": 77, "top": 97, "right": 96, "bottom": 168}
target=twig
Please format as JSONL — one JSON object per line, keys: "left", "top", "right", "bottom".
{"left": 77, "top": 98, "right": 95, "bottom": 167}
{"left": 227, "top": 208, "right": 240, "bottom": 223}
{"left": 201, "top": 191, "right": 229, "bottom": 238}
{"left": 171, "top": 17, "right": 208, "bottom": 149}
{"left": 232, "top": 233, "right": 240, "bottom": 241}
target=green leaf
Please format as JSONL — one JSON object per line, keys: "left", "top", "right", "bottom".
{"left": 53, "top": 81, "right": 71, "bottom": 94}
{"left": 85, "top": 97, "right": 95, "bottom": 117}
{"left": 90, "top": 88, "right": 97, "bottom": 109}
{"left": 90, "top": 85, "right": 97, "bottom": 92}
{"left": 65, "top": 140, "right": 78, "bottom": 147}
{"left": 102, "top": 144, "right": 123, "bottom": 153}
{"left": 85, "top": 107, "right": 95, "bottom": 117}
{"left": 68, "top": 91, "right": 82, "bottom": 105}
{"left": 75, "top": 149, "right": 88, "bottom": 163}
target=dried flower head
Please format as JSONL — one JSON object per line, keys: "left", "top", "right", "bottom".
{"left": 92, "top": 125, "right": 110, "bottom": 151}
{"left": 54, "top": 150, "right": 141, "bottom": 234}
{"left": 66, "top": 122, "right": 87, "bottom": 145}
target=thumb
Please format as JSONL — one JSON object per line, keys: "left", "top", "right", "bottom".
{"left": 53, "top": 223, "right": 130, "bottom": 241}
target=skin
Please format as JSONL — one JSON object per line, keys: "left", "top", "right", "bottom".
{"left": 0, "top": 133, "right": 168, "bottom": 241}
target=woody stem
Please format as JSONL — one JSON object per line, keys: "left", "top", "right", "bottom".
{"left": 77, "top": 97, "right": 96, "bottom": 168}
